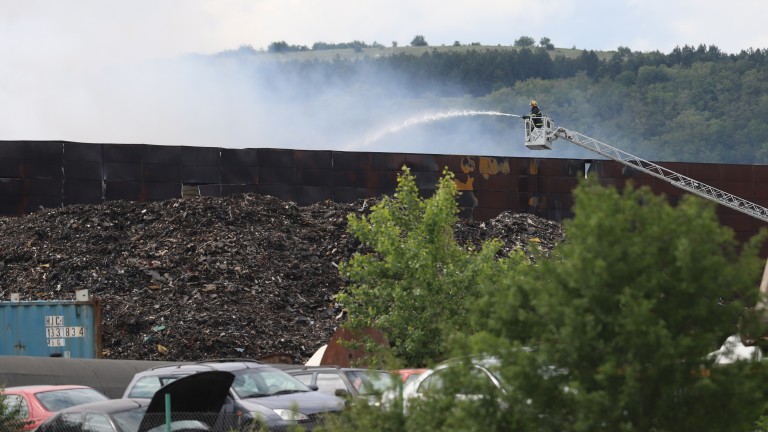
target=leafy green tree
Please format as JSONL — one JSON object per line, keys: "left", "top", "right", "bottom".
{"left": 514, "top": 36, "right": 535, "bottom": 47}
{"left": 410, "top": 35, "right": 428, "bottom": 47}
{"left": 462, "top": 179, "right": 768, "bottom": 431}
{"left": 336, "top": 167, "right": 524, "bottom": 367}
{"left": 539, "top": 37, "right": 555, "bottom": 50}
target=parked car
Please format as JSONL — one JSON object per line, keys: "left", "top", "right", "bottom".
{"left": 394, "top": 368, "right": 429, "bottom": 386}
{"left": 1, "top": 384, "right": 110, "bottom": 430}
{"left": 284, "top": 366, "right": 397, "bottom": 404}
{"left": 122, "top": 360, "right": 344, "bottom": 431}
{"left": 36, "top": 371, "right": 234, "bottom": 432}
{"left": 398, "top": 356, "right": 505, "bottom": 413}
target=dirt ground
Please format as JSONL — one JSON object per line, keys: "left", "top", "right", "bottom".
{"left": 0, "top": 194, "right": 564, "bottom": 363}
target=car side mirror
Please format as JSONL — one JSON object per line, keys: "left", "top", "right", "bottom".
{"left": 335, "top": 389, "right": 349, "bottom": 397}
{"left": 308, "top": 384, "right": 319, "bottom": 391}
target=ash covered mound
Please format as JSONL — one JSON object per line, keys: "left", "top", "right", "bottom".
{"left": 0, "top": 194, "right": 564, "bottom": 363}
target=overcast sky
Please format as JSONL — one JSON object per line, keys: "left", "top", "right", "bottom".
{"left": 1, "top": 0, "right": 766, "bottom": 152}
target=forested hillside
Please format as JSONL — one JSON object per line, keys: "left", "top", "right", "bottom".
{"left": 218, "top": 43, "right": 768, "bottom": 164}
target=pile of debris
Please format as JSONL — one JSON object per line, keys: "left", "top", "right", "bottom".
{"left": 0, "top": 194, "right": 564, "bottom": 363}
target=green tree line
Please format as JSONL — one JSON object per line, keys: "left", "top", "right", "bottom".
{"left": 251, "top": 42, "right": 768, "bottom": 164}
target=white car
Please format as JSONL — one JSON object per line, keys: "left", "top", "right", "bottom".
{"left": 383, "top": 356, "right": 504, "bottom": 413}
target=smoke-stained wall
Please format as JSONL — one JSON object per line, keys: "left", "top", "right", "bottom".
{"left": 1, "top": 140, "right": 766, "bottom": 251}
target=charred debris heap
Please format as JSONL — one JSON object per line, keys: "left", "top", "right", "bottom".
{"left": 0, "top": 194, "right": 564, "bottom": 363}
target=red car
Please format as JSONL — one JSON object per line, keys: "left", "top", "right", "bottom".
{"left": 1, "top": 385, "right": 109, "bottom": 430}
{"left": 395, "top": 368, "right": 429, "bottom": 386}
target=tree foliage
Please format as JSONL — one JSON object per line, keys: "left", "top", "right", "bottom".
{"left": 514, "top": 36, "right": 536, "bottom": 47}
{"left": 328, "top": 179, "right": 768, "bottom": 431}
{"left": 337, "top": 167, "right": 524, "bottom": 367}
{"left": 461, "top": 179, "right": 768, "bottom": 431}
{"left": 410, "top": 35, "right": 428, "bottom": 47}
{"left": 0, "top": 387, "right": 30, "bottom": 432}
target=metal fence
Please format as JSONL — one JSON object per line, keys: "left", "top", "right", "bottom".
{"left": 0, "top": 411, "right": 332, "bottom": 432}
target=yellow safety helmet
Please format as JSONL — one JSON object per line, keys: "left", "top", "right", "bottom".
{"left": 530, "top": 100, "right": 537, "bottom": 107}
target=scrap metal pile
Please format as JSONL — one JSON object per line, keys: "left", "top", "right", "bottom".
{"left": 0, "top": 194, "right": 564, "bottom": 363}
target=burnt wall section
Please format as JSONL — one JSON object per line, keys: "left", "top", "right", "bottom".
{"left": 1, "top": 141, "right": 766, "bottom": 252}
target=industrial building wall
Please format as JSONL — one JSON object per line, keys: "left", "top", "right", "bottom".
{"left": 0, "top": 140, "right": 766, "bottom": 250}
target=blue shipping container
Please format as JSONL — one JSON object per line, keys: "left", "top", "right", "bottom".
{"left": 0, "top": 299, "right": 102, "bottom": 358}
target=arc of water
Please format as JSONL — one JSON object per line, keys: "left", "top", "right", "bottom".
{"left": 360, "top": 110, "right": 521, "bottom": 147}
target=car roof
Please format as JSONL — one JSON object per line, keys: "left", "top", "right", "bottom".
{"left": 3, "top": 385, "right": 96, "bottom": 393}
{"left": 284, "top": 366, "right": 382, "bottom": 372}
{"left": 58, "top": 398, "right": 150, "bottom": 414}
{"left": 135, "top": 360, "right": 273, "bottom": 375}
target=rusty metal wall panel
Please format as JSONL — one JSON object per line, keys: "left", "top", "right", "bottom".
{"left": 541, "top": 159, "right": 569, "bottom": 176}
{"left": 297, "top": 168, "right": 334, "bottom": 187}
{"left": 721, "top": 164, "right": 755, "bottom": 182}
{"left": 103, "top": 144, "right": 142, "bottom": 163}
{"left": 0, "top": 158, "right": 22, "bottom": 177}
{"left": 0, "top": 178, "right": 23, "bottom": 196}
{"left": 371, "top": 152, "right": 406, "bottom": 171}
{"left": 332, "top": 151, "right": 370, "bottom": 170}
{"left": 333, "top": 170, "right": 368, "bottom": 188}
{"left": 198, "top": 184, "right": 222, "bottom": 197}
{"left": 756, "top": 166, "right": 768, "bottom": 183}
{"left": 143, "top": 163, "right": 181, "bottom": 182}
{"left": 143, "top": 145, "right": 180, "bottom": 165}
{"left": 181, "top": 146, "right": 219, "bottom": 166}
{"left": 221, "top": 148, "right": 258, "bottom": 166}
{"left": 25, "top": 196, "right": 62, "bottom": 213}
{"left": 0, "top": 198, "right": 22, "bottom": 215}
{"left": 64, "top": 161, "right": 103, "bottom": 180}
{"left": 64, "top": 195, "right": 103, "bottom": 206}
{"left": 104, "top": 162, "right": 141, "bottom": 182}
{"left": 23, "top": 160, "right": 62, "bottom": 180}
{"left": 220, "top": 184, "right": 258, "bottom": 195}
{"left": 433, "top": 155, "right": 466, "bottom": 173}
{"left": 719, "top": 181, "right": 755, "bottom": 199}
{"left": 473, "top": 189, "right": 515, "bottom": 209}
{"left": 297, "top": 186, "right": 332, "bottom": 205}
{"left": 520, "top": 159, "right": 543, "bottom": 176}
{"left": 456, "top": 191, "right": 478, "bottom": 209}
{"left": 24, "top": 141, "right": 62, "bottom": 160}
{"left": 258, "top": 149, "right": 294, "bottom": 168}
{"left": 143, "top": 182, "right": 180, "bottom": 201}
{"left": 551, "top": 176, "right": 581, "bottom": 194}
{"left": 686, "top": 163, "right": 722, "bottom": 182}
{"left": 258, "top": 184, "right": 295, "bottom": 202}
{"left": 259, "top": 166, "right": 295, "bottom": 185}
{"left": 64, "top": 142, "right": 102, "bottom": 162}
{"left": 105, "top": 181, "right": 142, "bottom": 201}
{"left": 0, "top": 142, "right": 25, "bottom": 159}
{"left": 332, "top": 187, "right": 368, "bottom": 203}
{"left": 26, "top": 178, "right": 61, "bottom": 197}
{"left": 221, "top": 166, "right": 257, "bottom": 185}
{"left": 182, "top": 165, "right": 220, "bottom": 184}
{"left": 65, "top": 179, "right": 102, "bottom": 200}
{"left": 590, "top": 160, "right": 619, "bottom": 178}
{"left": 413, "top": 171, "right": 439, "bottom": 190}
{"left": 366, "top": 170, "right": 398, "bottom": 189}
{"left": 404, "top": 154, "right": 440, "bottom": 172}
{"left": 294, "top": 150, "right": 332, "bottom": 169}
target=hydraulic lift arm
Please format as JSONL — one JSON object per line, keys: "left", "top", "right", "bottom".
{"left": 523, "top": 116, "right": 768, "bottom": 224}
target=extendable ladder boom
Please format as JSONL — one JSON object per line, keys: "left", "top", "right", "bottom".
{"left": 524, "top": 116, "right": 768, "bottom": 223}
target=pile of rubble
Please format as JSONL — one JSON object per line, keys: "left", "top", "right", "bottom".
{"left": 0, "top": 194, "right": 564, "bottom": 363}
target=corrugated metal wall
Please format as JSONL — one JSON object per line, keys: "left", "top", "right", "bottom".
{"left": 1, "top": 141, "right": 766, "bottom": 253}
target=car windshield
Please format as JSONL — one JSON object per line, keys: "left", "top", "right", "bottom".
{"left": 345, "top": 371, "right": 396, "bottom": 395}
{"left": 35, "top": 388, "right": 109, "bottom": 412}
{"left": 127, "top": 375, "right": 185, "bottom": 398}
{"left": 111, "top": 406, "right": 149, "bottom": 432}
{"left": 232, "top": 368, "right": 311, "bottom": 398}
